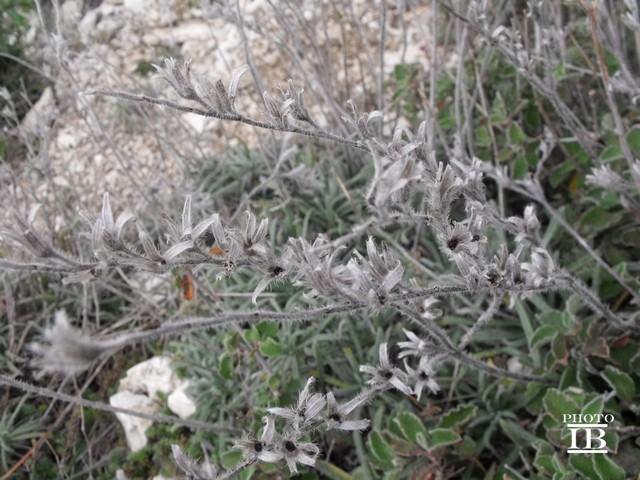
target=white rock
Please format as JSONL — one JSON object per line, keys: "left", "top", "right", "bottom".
{"left": 109, "top": 390, "right": 157, "bottom": 451}
{"left": 162, "top": 20, "right": 211, "bottom": 44}
{"left": 181, "top": 112, "right": 210, "bottom": 134}
{"left": 56, "top": 131, "right": 78, "bottom": 150}
{"left": 167, "top": 384, "right": 196, "bottom": 419}
{"left": 60, "top": 0, "right": 83, "bottom": 31}
{"left": 119, "top": 356, "right": 184, "bottom": 399}
{"left": 20, "top": 87, "right": 55, "bottom": 135}
{"left": 123, "top": 0, "right": 150, "bottom": 11}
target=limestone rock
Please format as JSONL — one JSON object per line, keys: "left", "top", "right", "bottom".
{"left": 168, "top": 384, "right": 197, "bottom": 419}
{"left": 110, "top": 356, "right": 197, "bottom": 451}
{"left": 119, "top": 356, "right": 182, "bottom": 398}
{"left": 109, "top": 390, "right": 156, "bottom": 452}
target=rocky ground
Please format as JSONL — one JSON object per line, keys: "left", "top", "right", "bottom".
{"left": 4, "top": 0, "right": 440, "bottom": 230}
{"left": 5, "top": 0, "right": 434, "bottom": 229}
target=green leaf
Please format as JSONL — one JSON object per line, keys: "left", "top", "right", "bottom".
{"left": 525, "top": 382, "right": 547, "bottom": 415}
{"left": 218, "top": 352, "right": 234, "bottom": 380}
{"left": 513, "top": 155, "right": 529, "bottom": 180}
{"left": 542, "top": 311, "right": 575, "bottom": 334}
{"left": 509, "top": 123, "right": 525, "bottom": 145}
{"left": 476, "top": 125, "right": 492, "bottom": 148}
{"left": 569, "top": 455, "right": 623, "bottom": 480}
{"left": 534, "top": 453, "right": 555, "bottom": 475}
{"left": 393, "top": 411, "right": 428, "bottom": 448}
{"left": 490, "top": 93, "right": 507, "bottom": 124}
{"left": 601, "top": 366, "right": 635, "bottom": 402}
{"left": 581, "top": 396, "right": 604, "bottom": 417}
{"left": 439, "top": 404, "right": 477, "bottom": 429}
{"left": 554, "top": 454, "right": 572, "bottom": 474}
{"left": 220, "top": 450, "right": 243, "bottom": 469}
{"left": 426, "top": 428, "right": 461, "bottom": 451}
{"left": 455, "top": 436, "right": 476, "bottom": 456}
{"left": 259, "top": 338, "right": 283, "bottom": 357}
{"left": 244, "top": 326, "right": 259, "bottom": 342}
{"left": 559, "top": 365, "right": 580, "bottom": 391}
{"left": 531, "top": 324, "right": 557, "bottom": 348}
{"left": 256, "top": 321, "right": 278, "bottom": 339}
{"left": 238, "top": 466, "right": 255, "bottom": 480}
{"left": 7, "top": 8, "right": 27, "bottom": 28}
{"left": 383, "top": 469, "right": 403, "bottom": 480}
{"left": 543, "top": 389, "right": 579, "bottom": 424}
{"left": 592, "top": 455, "right": 624, "bottom": 480}
{"left": 351, "top": 466, "right": 372, "bottom": 480}
{"left": 578, "top": 206, "right": 623, "bottom": 237}
{"left": 499, "top": 419, "right": 538, "bottom": 446}
{"left": 394, "top": 64, "right": 409, "bottom": 82}
{"left": 553, "top": 62, "right": 567, "bottom": 80}
{"left": 599, "top": 145, "right": 624, "bottom": 162}
{"left": 569, "top": 455, "right": 596, "bottom": 478}
{"left": 367, "top": 430, "right": 394, "bottom": 468}
{"left": 314, "top": 460, "right": 353, "bottom": 480}
{"left": 626, "top": 126, "right": 640, "bottom": 157}
{"left": 523, "top": 103, "right": 541, "bottom": 131}
{"left": 551, "top": 335, "right": 569, "bottom": 365}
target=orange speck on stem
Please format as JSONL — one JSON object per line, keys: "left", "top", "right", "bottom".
{"left": 179, "top": 274, "right": 195, "bottom": 301}
{"left": 210, "top": 246, "right": 226, "bottom": 256}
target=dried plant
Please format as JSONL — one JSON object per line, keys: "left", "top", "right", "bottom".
{"left": 1, "top": 0, "right": 639, "bottom": 478}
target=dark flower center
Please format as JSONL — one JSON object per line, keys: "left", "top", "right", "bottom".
{"left": 284, "top": 440, "right": 297, "bottom": 452}
{"left": 486, "top": 271, "right": 500, "bottom": 286}
{"left": 447, "top": 237, "right": 460, "bottom": 250}
{"left": 329, "top": 413, "right": 342, "bottom": 422}
{"left": 272, "top": 265, "right": 284, "bottom": 276}
{"left": 380, "top": 369, "right": 393, "bottom": 380}
{"left": 254, "top": 441, "right": 263, "bottom": 453}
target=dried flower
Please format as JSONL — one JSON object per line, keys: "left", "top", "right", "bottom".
{"left": 523, "top": 247, "right": 555, "bottom": 286}
{"left": 585, "top": 165, "right": 630, "bottom": 192}
{"left": 278, "top": 435, "right": 320, "bottom": 474}
{"left": 508, "top": 205, "right": 541, "bottom": 245}
{"left": 438, "top": 222, "right": 477, "bottom": 261}
{"left": 251, "top": 247, "right": 295, "bottom": 305}
{"left": 430, "top": 163, "right": 462, "bottom": 221}
{"left": 282, "top": 79, "right": 316, "bottom": 127}
{"left": 324, "top": 392, "right": 370, "bottom": 431}
{"left": 211, "top": 213, "right": 241, "bottom": 261}
{"left": 290, "top": 237, "right": 350, "bottom": 299}
{"left": 366, "top": 150, "right": 423, "bottom": 208}
{"left": 359, "top": 343, "right": 412, "bottom": 395}
{"left": 94, "top": 193, "right": 136, "bottom": 254}
{"left": 234, "top": 417, "right": 283, "bottom": 463}
{"left": 0, "top": 204, "right": 57, "bottom": 258}
{"left": 347, "top": 239, "right": 404, "bottom": 308}
{"left": 267, "top": 377, "right": 326, "bottom": 429}
{"left": 398, "top": 328, "right": 440, "bottom": 359}
{"left": 263, "top": 90, "right": 285, "bottom": 126}
{"left": 404, "top": 356, "right": 440, "bottom": 400}
{"left": 30, "top": 310, "right": 123, "bottom": 377}
{"left": 343, "top": 99, "right": 383, "bottom": 139}
{"left": 153, "top": 57, "right": 196, "bottom": 100}
{"left": 171, "top": 444, "right": 218, "bottom": 480}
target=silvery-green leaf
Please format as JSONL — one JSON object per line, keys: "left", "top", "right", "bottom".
{"left": 228, "top": 65, "right": 249, "bottom": 104}
{"left": 181, "top": 195, "right": 192, "bottom": 236}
